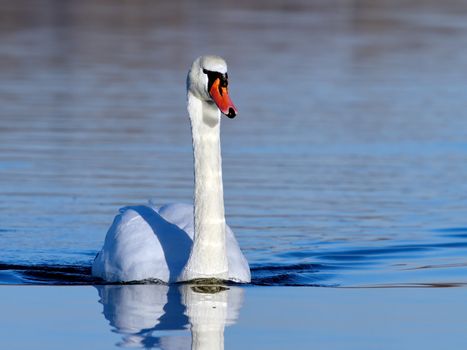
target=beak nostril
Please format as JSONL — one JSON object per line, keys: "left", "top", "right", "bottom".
{"left": 227, "top": 108, "right": 236, "bottom": 118}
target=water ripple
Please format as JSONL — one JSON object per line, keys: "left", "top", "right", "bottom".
{"left": 2, "top": 1, "right": 467, "bottom": 288}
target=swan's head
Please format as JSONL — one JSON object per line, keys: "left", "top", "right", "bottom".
{"left": 187, "top": 55, "right": 237, "bottom": 119}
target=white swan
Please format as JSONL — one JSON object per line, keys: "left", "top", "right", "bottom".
{"left": 92, "top": 55, "right": 250, "bottom": 283}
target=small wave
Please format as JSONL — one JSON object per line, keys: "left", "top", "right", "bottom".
{"left": 344, "top": 282, "right": 467, "bottom": 288}
{"left": 250, "top": 263, "right": 336, "bottom": 286}
{"left": 2, "top": 233, "right": 467, "bottom": 287}
{"left": 434, "top": 227, "right": 467, "bottom": 239}
{"left": 0, "top": 262, "right": 330, "bottom": 286}
{"left": 0, "top": 263, "right": 98, "bottom": 285}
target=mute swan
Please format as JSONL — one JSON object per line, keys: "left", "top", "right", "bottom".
{"left": 92, "top": 55, "right": 251, "bottom": 283}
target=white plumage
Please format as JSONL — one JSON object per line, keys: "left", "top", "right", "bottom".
{"left": 92, "top": 203, "right": 250, "bottom": 283}
{"left": 92, "top": 56, "right": 250, "bottom": 283}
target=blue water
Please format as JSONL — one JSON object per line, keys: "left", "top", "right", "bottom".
{"left": 1, "top": 0, "right": 467, "bottom": 288}
{"left": 3, "top": 285, "right": 467, "bottom": 350}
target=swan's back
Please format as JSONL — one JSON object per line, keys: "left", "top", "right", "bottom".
{"left": 92, "top": 203, "right": 250, "bottom": 283}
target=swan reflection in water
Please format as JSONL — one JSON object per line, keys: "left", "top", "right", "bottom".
{"left": 95, "top": 284, "right": 244, "bottom": 349}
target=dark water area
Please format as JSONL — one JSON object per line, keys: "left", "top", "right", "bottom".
{"left": 2, "top": 0, "right": 467, "bottom": 289}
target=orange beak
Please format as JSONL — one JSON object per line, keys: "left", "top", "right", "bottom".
{"left": 209, "top": 78, "right": 237, "bottom": 118}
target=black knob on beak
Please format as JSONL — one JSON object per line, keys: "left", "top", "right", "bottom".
{"left": 227, "top": 108, "right": 236, "bottom": 119}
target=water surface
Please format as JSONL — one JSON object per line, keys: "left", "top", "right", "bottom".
{"left": 1, "top": 0, "right": 467, "bottom": 288}
{"left": 2, "top": 285, "right": 467, "bottom": 350}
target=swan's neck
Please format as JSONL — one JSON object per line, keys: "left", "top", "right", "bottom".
{"left": 180, "top": 91, "right": 228, "bottom": 281}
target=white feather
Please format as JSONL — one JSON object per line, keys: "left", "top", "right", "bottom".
{"left": 92, "top": 56, "right": 250, "bottom": 283}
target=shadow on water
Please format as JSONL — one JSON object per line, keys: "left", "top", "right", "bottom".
{"left": 95, "top": 283, "right": 244, "bottom": 349}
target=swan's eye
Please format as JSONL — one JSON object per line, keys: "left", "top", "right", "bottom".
{"left": 219, "top": 75, "right": 228, "bottom": 88}
{"left": 203, "top": 69, "right": 228, "bottom": 92}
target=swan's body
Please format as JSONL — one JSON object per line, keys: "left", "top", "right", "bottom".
{"left": 92, "top": 203, "right": 250, "bottom": 283}
{"left": 92, "top": 56, "right": 250, "bottom": 283}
